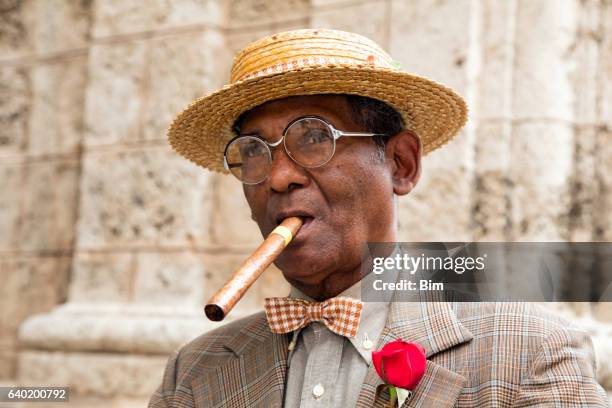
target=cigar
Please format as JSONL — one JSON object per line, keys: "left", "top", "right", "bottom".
{"left": 204, "top": 216, "right": 303, "bottom": 321}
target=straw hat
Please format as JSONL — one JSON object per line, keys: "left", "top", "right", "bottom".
{"left": 168, "top": 29, "right": 467, "bottom": 172}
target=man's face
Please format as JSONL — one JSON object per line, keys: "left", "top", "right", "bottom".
{"left": 238, "top": 95, "right": 398, "bottom": 296}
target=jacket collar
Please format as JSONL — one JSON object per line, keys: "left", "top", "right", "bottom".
{"left": 356, "top": 300, "right": 473, "bottom": 407}
{"left": 215, "top": 299, "right": 472, "bottom": 408}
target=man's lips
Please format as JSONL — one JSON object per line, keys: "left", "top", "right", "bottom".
{"left": 274, "top": 211, "right": 314, "bottom": 226}
{"left": 274, "top": 211, "right": 315, "bottom": 239}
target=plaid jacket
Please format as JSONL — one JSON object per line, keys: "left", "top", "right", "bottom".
{"left": 149, "top": 302, "right": 609, "bottom": 407}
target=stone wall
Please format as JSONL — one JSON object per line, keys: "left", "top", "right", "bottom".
{"left": 1, "top": 0, "right": 611, "bottom": 406}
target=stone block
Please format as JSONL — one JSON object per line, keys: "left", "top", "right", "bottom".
{"left": 508, "top": 122, "right": 573, "bottom": 241}
{"left": 569, "top": 126, "right": 597, "bottom": 241}
{"left": 28, "top": 56, "right": 87, "bottom": 156}
{"left": 0, "top": 0, "right": 32, "bottom": 60}
{"left": 18, "top": 303, "right": 216, "bottom": 354}
{"left": 17, "top": 159, "right": 80, "bottom": 252}
{"left": 76, "top": 147, "right": 213, "bottom": 249}
{"left": 83, "top": 41, "right": 147, "bottom": 147}
{"left": 210, "top": 174, "right": 263, "bottom": 249}
{"left": 311, "top": 0, "right": 389, "bottom": 46}
{"left": 0, "top": 339, "right": 16, "bottom": 380}
{"left": 512, "top": 0, "right": 577, "bottom": 121}
{"left": 142, "top": 29, "right": 228, "bottom": 142}
{"left": 18, "top": 351, "right": 168, "bottom": 398}
{"left": 569, "top": 0, "right": 601, "bottom": 126}
{"left": 397, "top": 130, "right": 474, "bottom": 242}
{"left": 68, "top": 252, "right": 134, "bottom": 303}
{"left": 476, "top": 0, "right": 516, "bottom": 120}
{"left": 0, "top": 256, "right": 69, "bottom": 378}
{"left": 91, "top": 0, "right": 222, "bottom": 39}
{"left": 389, "top": 0, "right": 472, "bottom": 93}
{"left": 600, "top": 1, "right": 612, "bottom": 125}
{"left": 312, "top": 0, "right": 360, "bottom": 7}
{"left": 0, "top": 66, "right": 29, "bottom": 155}
{"left": 595, "top": 129, "right": 612, "bottom": 241}
{"left": 473, "top": 121, "right": 513, "bottom": 240}
{"left": 226, "top": 0, "right": 310, "bottom": 29}
{"left": 27, "top": 0, "right": 91, "bottom": 55}
{"left": 132, "top": 251, "right": 204, "bottom": 306}
{"left": 0, "top": 162, "right": 22, "bottom": 251}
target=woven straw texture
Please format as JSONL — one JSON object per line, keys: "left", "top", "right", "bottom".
{"left": 168, "top": 29, "right": 468, "bottom": 172}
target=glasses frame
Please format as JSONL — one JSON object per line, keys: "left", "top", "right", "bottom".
{"left": 223, "top": 115, "right": 387, "bottom": 185}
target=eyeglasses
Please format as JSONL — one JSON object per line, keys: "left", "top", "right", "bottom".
{"left": 224, "top": 116, "right": 387, "bottom": 184}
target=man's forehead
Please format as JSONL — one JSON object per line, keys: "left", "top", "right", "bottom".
{"left": 237, "top": 94, "right": 355, "bottom": 131}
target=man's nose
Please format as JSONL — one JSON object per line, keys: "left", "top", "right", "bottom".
{"left": 268, "top": 145, "right": 309, "bottom": 192}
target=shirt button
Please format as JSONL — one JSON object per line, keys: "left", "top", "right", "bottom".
{"left": 312, "top": 383, "right": 325, "bottom": 398}
{"left": 363, "top": 334, "right": 374, "bottom": 350}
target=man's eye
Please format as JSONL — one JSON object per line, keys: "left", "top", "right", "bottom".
{"left": 240, "top": 143, "right": 264, "bottom": 158}
{"left": 300, "top": 130, "right": 328, "bottom": 145}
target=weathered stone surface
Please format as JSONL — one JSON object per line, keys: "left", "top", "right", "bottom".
{"left": 571, "top": 0, "right": 600, "bottom": 126}
{"left": 142, "top": 29, "right": 227, "bottom": 142}
{"left": 0, "top": 345, "right": 16, "bottom": 380}
{"left": 0, "top": 66, "right": 29, "bottom": 155}
{"left": 0, "top": 256, "right": 70, "bottom": 379}
{"left": 91, "top": 0, "right": 221, "bottom": 39}
{"left": 397, "top": 130, "right": 474, "bottom": 242}
{"left": 18, "top": 304, "right": 218, "bottom": 354}
{"left": 513, "top": 0, "right": 577, "bottom": 121}
{"left": 311, "top": 0, "right": 388, "bottom": 46}
{"left": 226, "top": 0, "right": 310, "bottom": 28}
{"left": 27, "top": 0, "right": 91, "bottom": 55}
{"left": 68, "top": 252, "right": 134, "bottom": 303}
{"left": 28, "top": 56, "right": 87, "bottom": 156}
{"left": 569, "top": 126, "right": 597, "bottom": 241}
{"left": 83, "top": 41, "right": 147, "bottom": 147}
{"left": 77, "top": 147, "right": 213, "bottom": 249}
{"left": 476, "top": 0, "right": 516, "bottom": 120}
{"left": 17, "top": 159, "right": 80, "bottom": 251}
{"left": 18, "top": 351, "right": 167, "bottom": 397}
{"left": 600, "top": 1, "right": 612, "bottom": 125}
{"left": 509, "top": 122, "right": 573, "bottom": 241}
{"left": 210, "top": 174, "right": 263, "bottom": 248}
{"left": 389, "top": 0, "right": 472, "bottom": 93}
{"left": 474, "top": 121, "right": 512, "bottom": 240}
{"left": 0, "top": 257, "right": 70, "bottom": 333}
{"left": 0, "top": 162, "right": 22, "bottom": 251}
{"left": 0, "top": 0, "right": 32, "bottom": 60}
{"left": 133, "top": 251, "right": 204, "bottom": 306}
{"left": 595, "top": 129, "right": 612, "bottom": 241}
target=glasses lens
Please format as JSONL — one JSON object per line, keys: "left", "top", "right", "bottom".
{"left": 285, "top": 118, "right": 334, "bottom": 167}
{"left": 225, "top": 136, "right": 271, "bottom": 184}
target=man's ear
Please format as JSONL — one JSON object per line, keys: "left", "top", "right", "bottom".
{"left": 385, "top": 130, "right": 421, "bottom": 195}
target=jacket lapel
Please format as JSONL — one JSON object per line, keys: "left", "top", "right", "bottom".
{"left": 191, "top": 313, "right": 289, "bottom": 408}
{"left": 356, "top": 301, "right": 473, "bottom": 408}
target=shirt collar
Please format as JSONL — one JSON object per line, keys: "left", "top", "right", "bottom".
{"left": 288, "top": 267, "right": 397, "bottom": 365}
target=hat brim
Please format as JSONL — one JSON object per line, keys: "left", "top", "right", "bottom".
{"left": 168, "top": 65, "right": 468, "bottom": 172}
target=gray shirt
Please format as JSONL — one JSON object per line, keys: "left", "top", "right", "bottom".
{"left": 283, "top": 272, "right": 392, "bottom": 407}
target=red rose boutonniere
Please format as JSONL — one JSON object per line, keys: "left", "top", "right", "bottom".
{"left": 372, "top": 339, "right": 427, "bottom": 407}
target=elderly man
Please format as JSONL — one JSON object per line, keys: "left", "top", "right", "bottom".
{"left": 149, "top": 29, "right": 608, "bottom": 407}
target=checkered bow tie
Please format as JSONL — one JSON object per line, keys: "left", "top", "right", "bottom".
{"left": 264, "top": 296, "right": 363, "bottom": 338}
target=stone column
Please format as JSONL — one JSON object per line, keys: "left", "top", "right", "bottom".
{"left": 389, "top": 0, "right": 477, "bottom": 241}
{"left": 14, "top": 0, "right": 254, "bottom": 401}
{"left": 0, "top": 0, "right": 89, "bottom": 381}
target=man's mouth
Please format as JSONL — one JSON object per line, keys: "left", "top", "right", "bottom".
{"left": 274, "top": 211, "right": 315, "bottom": 237}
